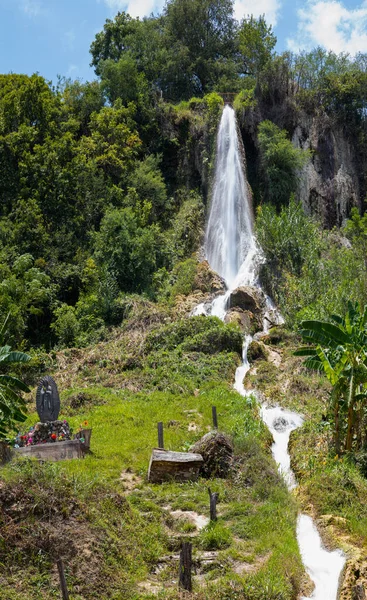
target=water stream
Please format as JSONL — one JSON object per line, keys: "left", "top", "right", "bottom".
{"left": 200, "top": 105, "right": 345, "bottom": 598}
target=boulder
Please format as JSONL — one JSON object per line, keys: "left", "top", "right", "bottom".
{"left": 273, "top": 417, "right": 289, "bottom": 433}
{"left": 190, "top": 432, "right": 233, "bottom": 478}
{"left": 194, "top": 261, "right": 226, "bottom": 294}
{"left": 148, "top": 449, "right": 203, "bottom": 484}
{"left": 224, "top": 308, "right": 262, "bottom": 335}
{"left": 228, "top": 286, "right": 264, "bottom": 313}
{"left": 247, "top": 340, "right": 268, "bottom": 362}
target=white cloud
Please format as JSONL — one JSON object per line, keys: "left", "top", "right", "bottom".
{"left": 101, "top": 0, "right": 165, "bottom": 18}
{"left": 63, "top": 30, "right": 76, "bottom": 52}
{"left": 21, "top": 0, "right": 43, "bottom": 17}
{"left": 67, "top": 64, "right": 78, "bottom": 76}
{"left": 233, "top": 0, "right": 282, "bottom": 26}
{"left": 287, "top": 0, "right": 367, "bottom": 54}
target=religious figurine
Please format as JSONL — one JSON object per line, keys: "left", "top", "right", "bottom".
{"left": 36, "top": 376, "right": 60, "bottom": 422}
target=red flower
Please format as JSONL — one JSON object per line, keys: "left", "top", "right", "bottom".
{"left": 51, "top": 433, "right": 57, "bottom": 440}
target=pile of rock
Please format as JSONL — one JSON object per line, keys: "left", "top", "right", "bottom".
{"left": 15, "top": 421, "right": 72, "bottom": 447}
{"left": 190, "top": 432, "right": 233, "bottom": 478}
{"left": 224, "top": 285, "right": 266, "bottom": 335}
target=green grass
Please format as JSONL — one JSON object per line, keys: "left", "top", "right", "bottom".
{"left": 0, "top": 383, "right": 303, "bottom": 599}
{"left": 0, "top": 316, "right": 306, "bottom": 599}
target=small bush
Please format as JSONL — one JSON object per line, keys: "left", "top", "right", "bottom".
{"left": 199, "top": 521, "right": 232, "bottom": 550}
{"left": 145, "top": 316, "right": 242, "bottom": 356}
{"left": 258, "top": 121, "right": 310, "bottom": 207}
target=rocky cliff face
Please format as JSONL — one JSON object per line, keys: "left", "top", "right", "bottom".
{"left": 293, "top": 113, "right": 360, "bottom": 227}
{"left": 237, "top": 99, "right": 362, "bottom": 227}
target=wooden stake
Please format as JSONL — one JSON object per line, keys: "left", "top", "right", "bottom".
{"left": 57, "top": 559, "right": 70, "bottom": 600}
{"left": 208, "top": 487, "right": 219, "bottom": 521}
{"left": 158, "top": 422, "right": 164, "bottom": 449}
{"left": 212, "top": 406, "right": 218, "bottom": 429}
{"left": 179, "top": 542, "right": 192, "bottom": 592}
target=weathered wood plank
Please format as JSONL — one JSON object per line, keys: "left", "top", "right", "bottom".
{"left": 148, "top": 449, "right": 203, "bottom": 483}
{"left": 150, "top": 449, "right": 203, "bottom": 463}
{"left": 179, "top": 542, "right": 192, "bottom": 592}
{"left": 57, "top": 559, "right": 70, "bottom": 600}
{"left": 13, "top": 440, "right": 82, "bottom": 462}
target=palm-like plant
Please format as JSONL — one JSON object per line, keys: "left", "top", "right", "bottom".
{"left": 0, "top": 316, "right": 31, "bottom": 439}
{"left": 295, "top": 302, "right": 367, "bottom": 453}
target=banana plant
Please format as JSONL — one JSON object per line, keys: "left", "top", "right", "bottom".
{"left": 0, "top": 315, "right": 31, "bottom": 440}
{"left": 295, "top": 301, "right": 367, "bottom": 453}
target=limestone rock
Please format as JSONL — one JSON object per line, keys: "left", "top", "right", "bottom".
{"left": 293, "top": 114, "right": 360, "bottom": 227}
{"left": 190, "top": 431, "right": 233, "bottom": 478}
{"left": 194, "top": 260, "right": 226, "bottom": 294}
{"left": 224, "top": 308, "right": 261, "bottom": 335}
{"left": 247, "top": 340, "right": 268, "bottom": 362}
{"left": 228, "top": 286, "right": 264, "bottom": 313}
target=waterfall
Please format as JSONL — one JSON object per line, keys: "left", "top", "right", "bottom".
{"left": 201, "top": 105, "right": 345, "bottom": 599}
{"left": 205, "top": 105, "right": 254, "bottom": 288}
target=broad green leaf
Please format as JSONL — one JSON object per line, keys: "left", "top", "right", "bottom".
{"left": 301, "top": 320, "right": 350, "bottom": 345}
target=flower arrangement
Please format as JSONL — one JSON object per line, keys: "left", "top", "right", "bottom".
{"left": 74, "top": 421, "right": 91, "bottom": 447}
{"left": 15, "top": 420, "right": 72, "bottom": 447}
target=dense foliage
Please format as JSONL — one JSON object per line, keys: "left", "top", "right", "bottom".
{"left": 256, "top": 199, "right": 367, "bottom": 327}
{"left": 0, "top": 0, "right": 367, "bottom": 353}
{"left": 295, "top": 302, "right": 367, "bottom": 454}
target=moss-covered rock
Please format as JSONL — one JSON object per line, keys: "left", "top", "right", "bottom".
{"left": 247, "top": 340, "right": 268, "bottom": 362}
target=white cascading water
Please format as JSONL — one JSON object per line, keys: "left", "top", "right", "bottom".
{"left": 205, "top": 104, "right": 255, "bottom": 289}
{"left": 200, "top": 104, "right": 345, "bottom": 598}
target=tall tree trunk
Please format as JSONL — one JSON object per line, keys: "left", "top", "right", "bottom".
{"left": 346, "top": 403, "right": 355, "bottom": 451}
{"left": 346, "top": 371, "right": 356, "bottom": 452}
{"left": 334, "top": 398, "right": 341, "bottom": 455}
{"left": 356, "top": 403, "right": 363, "bottom": 451}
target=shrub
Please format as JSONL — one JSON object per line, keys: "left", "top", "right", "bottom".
{"left": 258, "top": 121, "right": 310, "bottom": 207}
{"left": 145, "top": 316, "right": 242, "bottom": 356}
{"left": 199, "top": 521, "right": 232, "bottom": 550}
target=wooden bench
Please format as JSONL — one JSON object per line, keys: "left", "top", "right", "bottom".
{"left": 148, "top": 449, "right": 203, "bottom": 483}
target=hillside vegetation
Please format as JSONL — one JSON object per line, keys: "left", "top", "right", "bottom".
{"left": 2, "top": 0, "right": 367, "bottom": 598}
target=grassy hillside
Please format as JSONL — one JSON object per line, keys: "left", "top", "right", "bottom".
{"left": 0, "top": 297, "right": 306, "bottom": 600}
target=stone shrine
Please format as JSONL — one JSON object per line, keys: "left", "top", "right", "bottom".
{"left": 36, "top": 375, "right": 60, "bottom": 422}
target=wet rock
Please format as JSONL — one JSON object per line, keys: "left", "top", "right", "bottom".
{"left": 194, "top": 261, "right": 226, "bottom": 294}
{"left": 190, "top": 432, "right": 233, "bottom": 478}
{"left": 247, "top": 341, "right": 268, "bottom": 362}
{"left": 224, "top": 308, "right": 262, "bottom": 335}
{"left": 228, "top": 286, "right": 264, "bottom": 314}
{"left": 273, "top": 417, "right": 288, "bottom": 432}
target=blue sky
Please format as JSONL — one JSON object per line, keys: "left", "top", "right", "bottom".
{"left": 1, "top": 0, "right": 367, "bottom": 85}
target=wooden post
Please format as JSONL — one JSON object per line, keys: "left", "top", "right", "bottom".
{"left": 212, "top": 406, "right": 218, "bottom": 429}
{"left": 57, "top": 559, "right": 70, "bottom": 600}
{"left": 179, "top": 542, "right": 192, "bottom": 592}
{"left": 208, "top": 487, "right": 219, "bottom": 521}
{"left": 157, "top": 422, "right": 164, "bottom": 449}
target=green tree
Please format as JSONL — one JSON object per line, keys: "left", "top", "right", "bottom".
{"left": 164, "top": 0, "right": 237, "bottom": 96}
{"left": 238, "top": 15, "right": 276, "bottom": 77}
{"left": 93, "top": 206, "right": 163, "bottom": 293}
{"left": 90, "top": 12, "right": 140, "bottom": 76}
{"left": 0, "top": 317, "right": 31, "bottom": 439}
{"left": 258, "top": 120, "right": 310, "bottom": 207}
{"left": 98, "top": 55, "right": 149, "bottom": 105}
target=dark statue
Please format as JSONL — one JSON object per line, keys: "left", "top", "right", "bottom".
{"left": 36, "top": 376, "right": 60, "bottom": 423}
